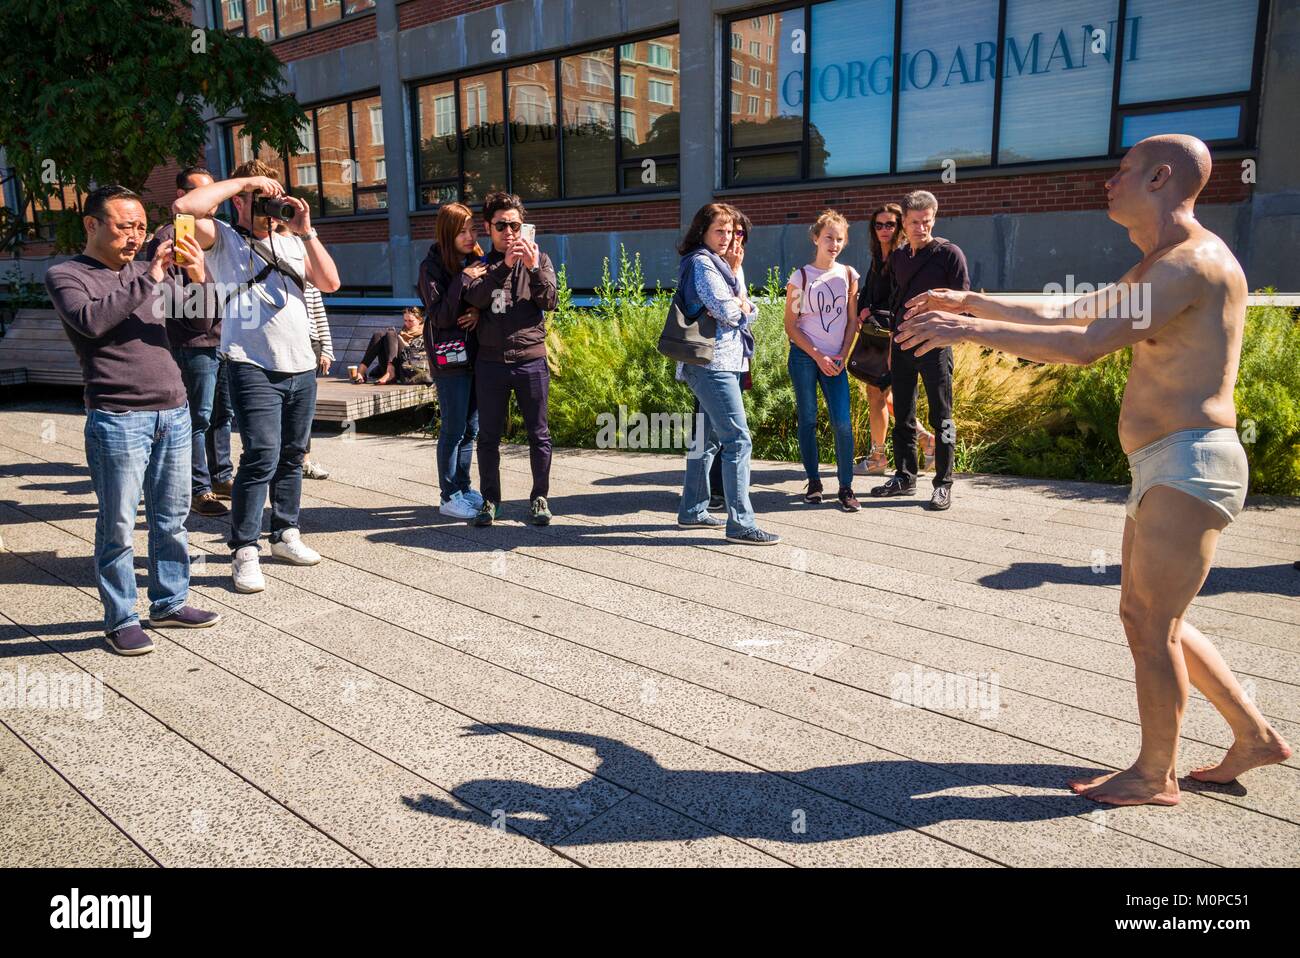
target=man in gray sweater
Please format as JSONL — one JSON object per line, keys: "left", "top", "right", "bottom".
{"left": 45, "top": 186, "right": 222, "bottom": 655}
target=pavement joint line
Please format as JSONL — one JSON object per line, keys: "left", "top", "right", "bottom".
{"left": 0, "top": 592, "right": 374, "bottom": 868}
{"left": 298, "top": 455, "right": 1300, "bottom": 690}
{"left": 2, "top": 423, "right": 1296, "bottom": 849}
{"left": 295, "top": 475, "right": 1300, "bottom": 736}
{"left": 0, "top": 709, "right": 164, "bottom": 868}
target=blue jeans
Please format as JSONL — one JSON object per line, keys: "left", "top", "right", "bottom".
{"left": 83, "top": 405, "right": 192, "bottom": 632}
{"left": 788, "top": 346, "right": 855, "bottom": 489}
{"left": 434, "top": 375, "right": 478, "bottom": 502}
{"left": 678, "top": 364, "right": 756, "bottom": 536}
{"left": 209, "top": 353, "right": 234, "bottom": 485}
{"left": 173, "top": 346, "right": 232, "bottom": 495}
{"left": 227, "top": 362, "right": 317, "bottom": 550}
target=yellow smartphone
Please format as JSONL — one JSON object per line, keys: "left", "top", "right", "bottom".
{"left": 174, "top": 214, "right": 195, "bottom": 266}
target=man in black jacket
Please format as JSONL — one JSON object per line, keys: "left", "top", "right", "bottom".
{"left": 871, "top": 190, "right": 969, "bottom": 510}
{"left": 461, "top": 192, "right": 559, "bottom": 527}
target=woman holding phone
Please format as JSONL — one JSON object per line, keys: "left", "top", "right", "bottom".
{"left": 417, "top": 202, "right": 486, "bottom": 520}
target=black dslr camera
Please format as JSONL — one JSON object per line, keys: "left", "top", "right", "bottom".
{"left": 250, "top": 191, "right": 297, "bottom": 222}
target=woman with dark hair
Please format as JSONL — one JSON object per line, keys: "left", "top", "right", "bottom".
{"left": 675, "top": 203, "right": 779, "bottom": 546}
{"left": 351, "top": 306, "right": 432, "bottom": 386}
{"left": 854, "top": 202, "right": 935, "bottom": 475}
{"left": 417, "top": 201, "right": 486, "bottom": 519}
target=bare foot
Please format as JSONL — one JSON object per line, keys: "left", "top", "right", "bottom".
{"left": 1081, "top": 766, "right": 1180, "bottom": 807}
{"left": 375, "top": 374, "right": 394, "bottom": 385}
{"left": 1067, "top": 770, "right": 1116, "bottom": 794}
{"left": 1189, "top": 730, "right": 1292, "bottom": 784}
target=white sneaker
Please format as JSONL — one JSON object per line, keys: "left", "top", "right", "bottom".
{"left": 439, "top": 491, "right": 479, "bottom": 520}
{"left": 270, "top": 528, "right": 321, "bottom": 566}
{"left": 232, "top": 546, "right": 265, "bottom": 593}
{"left": 461, "top": 488, "right": 485, "bottom": 509}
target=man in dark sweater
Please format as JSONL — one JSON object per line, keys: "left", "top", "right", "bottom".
{"left": 870, "top": 190, "right": 969, "bottom": 510}
{"left": 45, "top": 185, "right": 222, "bottom": 655}
{"left": 461, "top": 192, "right": 558, "bottom": 527}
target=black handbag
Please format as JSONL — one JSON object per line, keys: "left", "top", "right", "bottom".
{"left": 846, "top": 310, "right": 892, "bottom": 387}
{"left": 657, "top": 284, "right": 716, "bottom": 366}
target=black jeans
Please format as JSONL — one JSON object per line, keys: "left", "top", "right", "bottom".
{"left": 362, "top": 330, "right": 400, "bottom": 379}
{"left": 476, "top": 357, "right": 551, "bottom": 505}
{"left": 890, "top": 342, "right": 954, "bottom": 488}
{"left": 227, "top": 363, "right": 317, "bottom": 550}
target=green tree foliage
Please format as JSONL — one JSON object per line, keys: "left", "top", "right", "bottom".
{"left": 0, "top": 0, "right": 306, "bottom": 251}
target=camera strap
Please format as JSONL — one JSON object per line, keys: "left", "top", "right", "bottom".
{"left": 214, "top": 226, "right": 306, "bottom": 321}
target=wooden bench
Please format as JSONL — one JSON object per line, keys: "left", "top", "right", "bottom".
{"left": 0, "top": 307, "right": 436, "bottom": 424}
{"left": 0, "top": 309, "right": 86, "bottom": 386}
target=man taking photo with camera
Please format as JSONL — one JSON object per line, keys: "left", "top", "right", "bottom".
{"left": 174, "top": 159, "right": 340, "bottom": 594}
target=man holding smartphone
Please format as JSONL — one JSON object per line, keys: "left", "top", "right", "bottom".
{"left": 173, "top": 160, "right": 341, "bottom": 594}
{"left": 46, "top": 185, "right": 222, "bottom": 655}
{"left": 461, "top": 192, "right": 558, "bottom": 527}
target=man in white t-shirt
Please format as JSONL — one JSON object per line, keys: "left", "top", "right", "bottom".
{"left": 174, "top": 159, "right": 341, "bottom": 593}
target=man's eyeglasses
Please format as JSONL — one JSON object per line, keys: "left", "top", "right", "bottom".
{"left": 873, "top": 221, "right": 899, "bottom": 231}
{"left": 95, "top": 217, "right": 147, "bottom": 235}
{"left": 491, "top": 221, "right": 523, "bottom": 233}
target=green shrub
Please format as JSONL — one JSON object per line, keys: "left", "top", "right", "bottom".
{"left": 534, "top": 251, "right": 1300, "bottom": 495}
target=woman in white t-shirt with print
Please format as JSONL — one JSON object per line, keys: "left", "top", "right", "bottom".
{"left": 784, "top": 209, "right": 862, "bottom": 512}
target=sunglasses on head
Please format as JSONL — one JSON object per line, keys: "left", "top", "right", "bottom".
{"left": 491, "top": 220, "right": 523, "bottom": 232}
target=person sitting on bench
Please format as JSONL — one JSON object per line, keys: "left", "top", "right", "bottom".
{"left": 352, "top": 307, "right": 432, "bottom": 385}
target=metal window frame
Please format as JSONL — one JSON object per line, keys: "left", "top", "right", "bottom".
{"left": 408, "top": 27, "right": 681, "bottom": 211}
{"left": 210, "top": 0, "right": 375, "bottom": 41}
{"left": 722, "top": 0, "right": 1271, "bottom": 190}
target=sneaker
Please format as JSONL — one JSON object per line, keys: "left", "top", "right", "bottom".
{"left": 211, "top": 477, "right": 234, "bottom": 499}
{"left": 191, "top": 491, "right": 229, "bottom": 517}
{"left": 707, "top": 493, "right": 726, "bottom": 512}
{"left": 474, "top": 500, "right": 499, "bottom": 527}
{"left": 928, "top": 486, "right": 952, "bottom": 511}
{"left": 854, "top": 446, "right": 890, "bottom": 476}
{"left": 270, "top": 528, "right": 321, "bottom": 566}
{"left": 803, "top": 479, "right": 824, "bottom": 504}
{"left": 232, "top": 546, "right": 265, "bottom": 593}
{"left": 106, "top": 624, "right": 154, "bottom": 656}
{"left": 151, "top": 606, "right": 222, "bottom": 628}
{"left": 726, "top": 527, "right": 782, "bottom": 546}
{"left": 461, "top": 488, "right": 485, "bottom": 509}
{"left": 838, "top": 487, "right": 861, "bottom": 512}
{"left": 439, "top": 491, "right": 479, "bottom": 520}
{"left": 678, "top": 513, "right": 725, "bottom": 530}
{"left": 530, "top": 496, "right": 552, "bottom": 526}
{"left": 870, "top": 475, "right": 916, "bottom": 498}
{"left": 302, "top": 459, "right": 330, "bottom": 480}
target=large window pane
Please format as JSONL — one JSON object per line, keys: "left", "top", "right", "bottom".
{"left": 415, "top": 80, "right": 459, "bottom": 191}
{"left": 247, "top": 0, "right": 274, "bottom": 41}
{"left": 1120, "top": 104, "right": 1242, "bottom": 148}
{"left": 461, "top": 71, "right": 507, "bottom": 205}
{"left": 729, "top": 10, "right": 803, "bottom": 149}
{"left": 276, "top": 0, "right": 307, "bottom": 36}
{"left": 351, "top": 95, "right": 387, "bottom": 210}
{"left": 730, "top": 150, "right": 799, "bottom": 185}
{"left": 1119, "top": 0, "right": 1258, "bottom": 104}
{"left": 317, "top": 103, "right": 354, "bottom": 216}
{"left": 344, "top": 0, "right": 375, "bottom": 12}
{"left": 286, "top": 118, "right": 321, "bottom": 217}
{"left": 561, "top": 49, "right": 615, "bottom": 197}
{"left": 509, "top": 62, "right": 559, "bottom": 201}
{"left": 308, "top": 0, "right": 340, "bottom": 27}
{"left": 228, "top": 122, "right": 287, "bottom": 182}
{"left": 897, "top": 0, "right": 997, "bottom": 172}
{"left": 219, "top": 0, "right": 246, "bottom": 33}
{"left": 997, "top": 0, "right": 1119, "bottom": 163}
{"left": 621, "top": 35, "right": 679, "bottom": 161}
{"left": 809, "top": 0, "right": 894, "bottom": 178}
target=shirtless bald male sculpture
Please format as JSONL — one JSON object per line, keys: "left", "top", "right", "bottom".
{"left": 897, "top": 134, "right": 1292, "bottom": 807}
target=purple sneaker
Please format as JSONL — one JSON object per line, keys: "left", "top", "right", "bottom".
{"left": 151, "top": 606, "right": 222, "bottom": 629}
{"left": 106, "top": 624, "right": 154, "bottom": 656}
